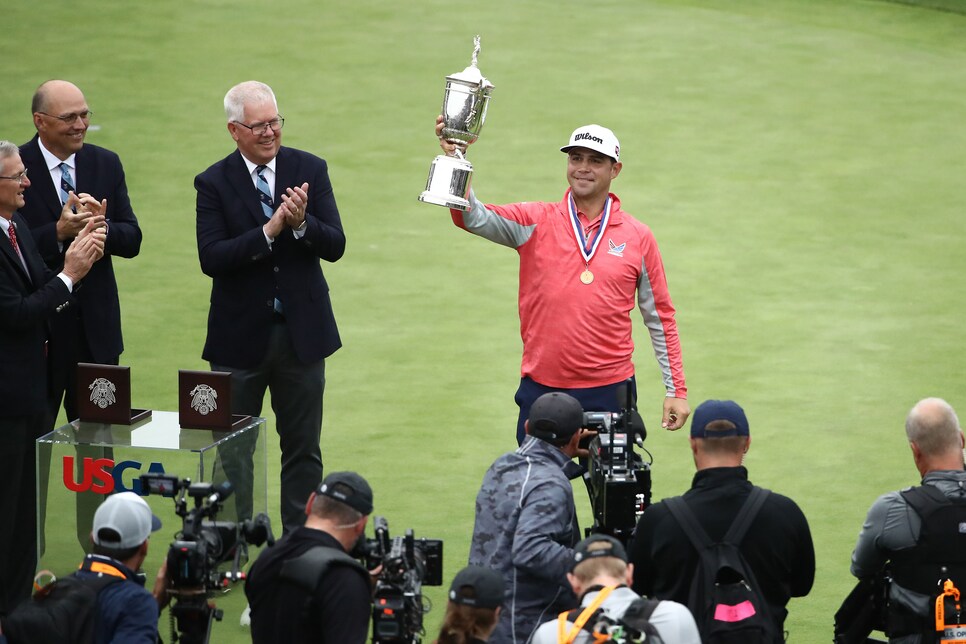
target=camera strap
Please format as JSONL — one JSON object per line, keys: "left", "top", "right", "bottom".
{"left": 557, "top": 585, "right": 616, "bottom": 644}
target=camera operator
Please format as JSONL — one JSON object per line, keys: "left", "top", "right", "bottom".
{"left": 245, "top": 471, "right": 374, "bottom": 643}
{"left": 848, "top": 397, "right": 966, "bottom": 643}
{"left": 469, "top": 392, "right": 587, "bottom": 643}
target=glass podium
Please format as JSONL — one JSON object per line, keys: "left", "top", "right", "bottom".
{"left": 35, "top": 411, "right": 268, "bottom": 583}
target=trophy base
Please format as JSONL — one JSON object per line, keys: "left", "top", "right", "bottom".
{"left": 418, "top": 154, "right": 473, "bottom": 211}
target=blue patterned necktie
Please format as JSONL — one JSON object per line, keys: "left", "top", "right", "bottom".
{"left": 59, "top": 163, "right": 74, "bottom": 205}
{"left": 255, "top": 165, "right": 273, "bottom": 218}
{"left": 256, "top": 165, "right": 283, "bottom": 315}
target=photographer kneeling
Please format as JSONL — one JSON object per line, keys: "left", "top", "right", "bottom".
{"left": 245, "top": 471, "right": 374, "bottom": 643}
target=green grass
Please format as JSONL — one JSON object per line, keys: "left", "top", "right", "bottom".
{"left": 4, "top": 0, "right": 966, "bottom": 641}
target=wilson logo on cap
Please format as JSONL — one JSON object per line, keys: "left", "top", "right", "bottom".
{"left": 574, "top": 132, "right": 604, "bottom": 145}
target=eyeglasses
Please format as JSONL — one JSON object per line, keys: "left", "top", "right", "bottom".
{"left": 37, "top": 110, "right": 93, "bottom": 124}
{"left": 233, "top": 117, "right": 285, "bottom": 136}
{"left": 0, "top": 168, "right": 28, "bottom": 186}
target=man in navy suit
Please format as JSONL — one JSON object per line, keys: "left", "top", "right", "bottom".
{"left": 0, "top": 141, "right": 104, "bottom": 614}
{"left": 195, "top": 81, "right": 346, "bottom": 533}
{"left": 18, "top": 80, "right": 142, "bottom": 424}
{"left": 19, "top": 80, "right": 143, "bottom": 554}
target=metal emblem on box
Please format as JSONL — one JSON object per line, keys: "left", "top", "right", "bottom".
{"left": 178, "top": 370, "right": 249, "bottom": 430}
{"left": 76, "top": 363, "right": 151, "bottom": 425}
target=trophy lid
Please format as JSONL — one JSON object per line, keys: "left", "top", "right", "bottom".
{"left": 446, "top": 36, "right": 494, "bottom": 89}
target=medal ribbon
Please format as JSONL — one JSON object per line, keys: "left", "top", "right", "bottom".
{"left": 568, "top": 192, "right": 611, "bottom": 267}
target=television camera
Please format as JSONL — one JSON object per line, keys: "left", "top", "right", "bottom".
{"left": 582, "top": 398, "right": 653, "bottom": 546}
{"left": 361, "top": 516, "right": 443, "bottom": 644}
{"left": 140, "top": 473, "right": 274, "bottom": 644}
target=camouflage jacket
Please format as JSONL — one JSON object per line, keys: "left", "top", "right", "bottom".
{"left": 469, "top": 436, "right": 584, "bottom": 643}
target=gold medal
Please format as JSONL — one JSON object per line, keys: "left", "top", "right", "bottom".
{"left": 580, "top": 270, "right": 594, "bottom": 285}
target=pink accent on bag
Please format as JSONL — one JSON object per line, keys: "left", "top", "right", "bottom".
{"left": 714, "top": 601, "right": 757, "bottom": 622}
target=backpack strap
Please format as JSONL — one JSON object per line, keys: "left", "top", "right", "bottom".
{"left": 900, "top": 484, "right": 951, "bottom": 518}
{"left": 723, "top": 487, "right": 770, "bottom": 545}
{"left": 665, "top": 487, "right": 770, "bottom": 548}
{"left": 621, "top": 596, "right": 660, "bottom": 624}
{"left": 664, "top": 495, "right": 712, "bottom": 551}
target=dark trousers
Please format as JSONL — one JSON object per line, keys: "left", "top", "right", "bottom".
{"left": 513, "top": 376, "right": 638, "bottom": 445}
{"left": 0, "top": 413, "right": 46, "bottom": 615}
{"left": 213, "top": 319, "right": 325, "bottom": 535}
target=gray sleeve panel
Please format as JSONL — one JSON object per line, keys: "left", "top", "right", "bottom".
{"left": 637, "top": 259, "right": 674, "bottom": 393}
{"left": 455, "top": 190, "right": 536, "bottom": 249}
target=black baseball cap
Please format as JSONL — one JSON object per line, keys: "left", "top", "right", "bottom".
{"left": 316, "top": 471, "right": 373, "bottom": 514}
{"left": 571, "top": 534, "right": 628, "bottom": 570}
{"left": 528, "top": 392, "right": 583, "bottom": 442}
{"left": 448, "top": 565, "right": 504, "bottom": 609}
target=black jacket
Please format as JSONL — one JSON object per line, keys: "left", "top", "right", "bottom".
{"left": 629, "top": 466, "right": 815, "bottom": 629}
{"left": 245, "top": 526, "right": 370, "bottom": 644}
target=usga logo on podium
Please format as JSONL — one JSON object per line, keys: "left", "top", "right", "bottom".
{"left": 62, "top": 456, "right": 167, "bottom": 495}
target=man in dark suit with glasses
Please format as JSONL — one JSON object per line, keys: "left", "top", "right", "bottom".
{"left": 195, "top": 80, "right": 346, "bottom": 534}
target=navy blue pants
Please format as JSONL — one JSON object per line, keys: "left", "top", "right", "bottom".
{"left": 513, "top": 376, "right": 638, "bottom": 445}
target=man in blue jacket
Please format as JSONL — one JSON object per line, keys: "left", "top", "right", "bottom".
{"left": 0, "top": 492, "right": 168, "bottom": 643}
{"left": 469, "top": 392, "right": 586, "bottom": 643}
{"left": 77, "top": 491, "right": 169, "bottom": 643}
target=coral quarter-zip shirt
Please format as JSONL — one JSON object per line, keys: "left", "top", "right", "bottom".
{"left": 451, "top": 189, "right": 686, "bottom": 396}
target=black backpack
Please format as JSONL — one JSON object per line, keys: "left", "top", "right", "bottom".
{"left": 559, "top": 594, "right": 665, "bottom": 643}
{"left": 664, "top": 487, "right": 781, "bottom": 644}
{"left": 1, "top": 573, "right": 123, "bottom": 644}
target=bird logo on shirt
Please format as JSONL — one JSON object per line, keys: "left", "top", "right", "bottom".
{"left": 607, "top": 239, "right": 626, "bottom": 257}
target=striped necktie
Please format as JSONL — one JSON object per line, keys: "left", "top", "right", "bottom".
{"left": 59, "top": 163, "right": 74, "bottom": 205}
{"left": 255, "top": 165, "right": 273, "bottom": 218}
{"left": 255, "top": 165, "right": 283, "bottom": 315}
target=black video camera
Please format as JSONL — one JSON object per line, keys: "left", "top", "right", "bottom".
{"left": 359, "top": 516, "right": 443, "bottom": 644}
{"left": 583, "top": 404, "right": 653, "bottom": 546}
{"left": 140, "top": 473, "right": 274, "bottom": 644}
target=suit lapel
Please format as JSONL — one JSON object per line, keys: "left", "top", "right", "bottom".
{"left": 74, "top": 144, "right": 91, "bottom": 199}
{"left": 23, "top": 137, "right": 63, "bottom": 220}
{"left": 16, "top": 215, "right": 48, "bottom": 286}
{"left": 227, "top": 151, "right": 268, "bottom": 226}
{"left": 1, "top": 218, "right": 33, "bottom": 287}
{"left": 274, "top": 147, "right": 295, "bottom": 205}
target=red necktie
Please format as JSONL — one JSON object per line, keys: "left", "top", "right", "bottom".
{"left": 7, "top": 222, "right": 22, "bottom": 259}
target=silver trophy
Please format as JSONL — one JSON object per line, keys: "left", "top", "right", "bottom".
{"left": 419, "top": 35, "right": 494, "bottom": 211}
